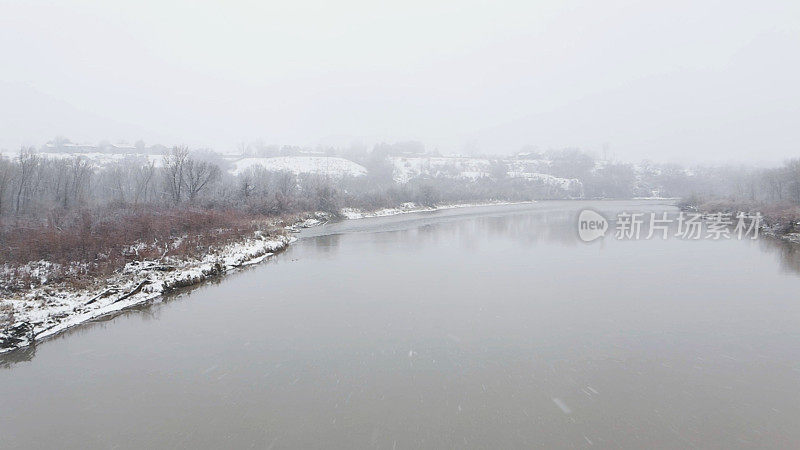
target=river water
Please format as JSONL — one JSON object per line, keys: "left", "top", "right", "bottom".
{"left": 2, "top": 201, "right": 800, "bottom": 448}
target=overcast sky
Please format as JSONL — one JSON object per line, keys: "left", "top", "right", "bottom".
{"left": 1, "top": 0, "right": 798, "bottom": 163}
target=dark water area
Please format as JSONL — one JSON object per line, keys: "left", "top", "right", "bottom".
{"left": 2, "top": 201, "right": 800, "bottom": 448}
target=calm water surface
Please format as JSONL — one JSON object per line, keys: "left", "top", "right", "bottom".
{"left": 2, "top": 201, "right": 800, "bottom": 449}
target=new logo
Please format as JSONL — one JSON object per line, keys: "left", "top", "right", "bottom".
{"left": 578, "top": 209, "right": 608, "bottom": 242}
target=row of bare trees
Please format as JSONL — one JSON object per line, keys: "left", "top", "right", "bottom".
{"left": 0, "top": 146, "right": 222, "bottom": 217}
{"left": 758, "top": 160, "right": 800, "bottom": 203}
{"left": 0, "top": 148, "right": 93, "bottom": 216}
{"left": 706, "top": 159, "right": 800, "bottom": 205}
{"left": 5, "top": 142, "right": 799, "bottom": 222}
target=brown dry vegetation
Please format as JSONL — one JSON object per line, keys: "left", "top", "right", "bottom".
{"left": 0, "top": 207, "right": 282, "bottom": 293}
{"left": 682, "top": 198, "right": 800, "bottom": 234}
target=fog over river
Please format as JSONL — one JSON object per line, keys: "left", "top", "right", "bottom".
{"left": 2, "top": 201, "right": 800, "bottom": 448}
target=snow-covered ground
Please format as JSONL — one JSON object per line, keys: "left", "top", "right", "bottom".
{"left": 506, "top": 159, "right": 553, "bottom": 175}
{"left": 506, "top": 172, "right": 582, "bottom": 191}
{"left": 339, "top": 200, "right": 536, "bottom": 220}
{"left": 0, "top": 150, "right": 164, "bottom": 168}
{"left": 389, "top": 156, "right": 581, "bottom": 193}
{"left": 230, "top": 156, "right": 367, "bottom": 177}
{"left": 0, "top": 234, "right": 294, "bottom": 353}
{"left": 389, "top": 156, "right": 493, "bottom": 183}
{"left": 282, "top": 212, "right": 334, "bottom": 232}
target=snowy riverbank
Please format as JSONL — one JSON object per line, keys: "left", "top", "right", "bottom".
{"left": 0, "top": 234, "right": 294, "bottom": 353}
{"left": 1, "top": 201, "right": 535, "bottom": 353}
{"left": 339, "top": 200, "right": 536, "bottom": 220}
{"left": 679, "top": 199, "right": 800, "bottom": 244}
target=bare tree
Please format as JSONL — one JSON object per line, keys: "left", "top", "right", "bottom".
{"left": 0, "top": 157, "right": 12, "bottom": 215}
{"left": 184, "top": 158, "right": 220, "bottom": 201}
{"left": 239, "top": 174, "right": 254, "bottom": 199}
{"left": 14, "top": 147, "right": 39, "bottom": 214}
{"left": 110, "top": 165, "right": 130, "bottom": 204}
{"left": 134, "top": 161, "right": 156, "bottom": 204}
{"left": 52, "top": 158, "right": 71, "bottom": 208}
{"left": 163, "top": 146, "right": 189, "bottom": 204}
{"left": 69, "top": 157, "right": 92, "bottom": 207}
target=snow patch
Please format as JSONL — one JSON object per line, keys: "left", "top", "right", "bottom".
{"left": 340, "top": 201, "right": 535, "bottom": 220}
{"left": 230, "top": 156, "right": 367, "bottom": 178}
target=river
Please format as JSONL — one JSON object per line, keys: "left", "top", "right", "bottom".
{"left": 2, "top": 200, "right": 800, "bottom": 448}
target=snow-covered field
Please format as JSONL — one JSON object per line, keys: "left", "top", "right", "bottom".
{"left": 0, "top": 150, "right": 164, "bottom": 168}
{"left": 506, "top": 172, "right": 582, "bottom": 191}
{"left": 389, "top": 156, "right": 493, "bottom": 183}
{"left": 506, "top": 159, "right": 553, "bottom": 175}
{"left": 230, "top": 156, "right": 367, "bottom": 177}
{"left": 0, "top": 234, "right": 294, "bottom": 353}
{"left": 389, "top": 156, "right": 581, "bottom": 193}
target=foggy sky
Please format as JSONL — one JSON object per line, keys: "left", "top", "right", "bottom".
{"left": 1, "top": 0, "right": 798, "bottom": 163}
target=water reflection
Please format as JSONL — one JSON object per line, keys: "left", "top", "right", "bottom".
{"left": 0, "top": 260, "right": 269, "bottom": 368}
{"left": 0, "top": 342, "right": 35, "bottom": 369}
{"left": 5, "top": 201, "right": 800, "bottom": 370}
{"left": 312, "top": 233, "right": 341, "bottom": 253}
{"left": 2, "top": 201, "right": 800, "bottom": 448}
{"left": 306, "top": 201, "right": 682, "bottom": 248}
{"left": 760, "top": 237, "right": 800, "bottom": 276}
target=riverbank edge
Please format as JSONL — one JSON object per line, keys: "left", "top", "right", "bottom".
{"left": 339, "top": 200, "right": 537, "bottom": 220}
{"left": 0, "top": 234, "right": 296, "bottom": 353}
{"left": 678, "top": 199, "right": 800, "bottom": 244}
{"left": 0, "top": 200, "right": 538, "bottom": 354}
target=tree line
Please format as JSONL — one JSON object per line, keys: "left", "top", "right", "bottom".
{"left": 0, "top": 146, "right": 563, "bottom": 223}
{"left": 2, "top": 144, "right": 799, "bottom": 224}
